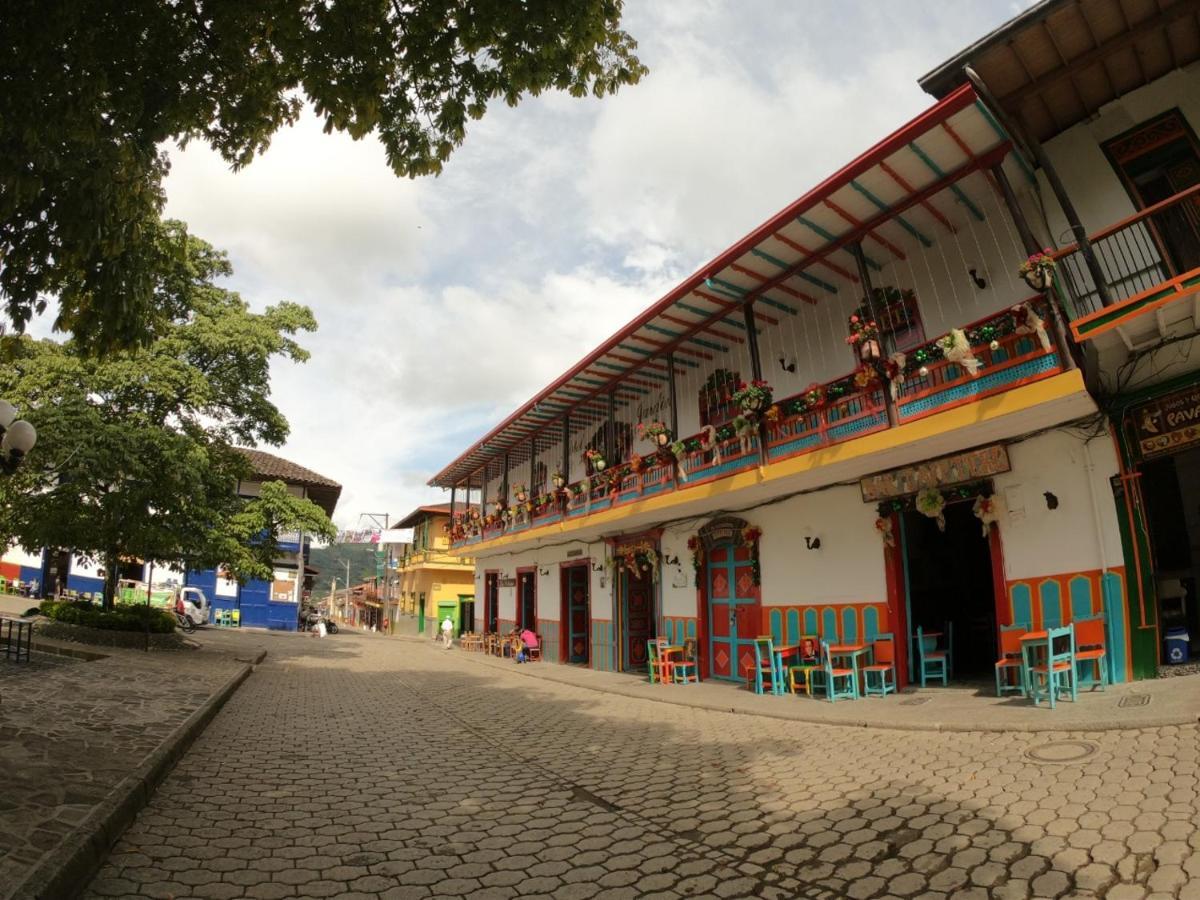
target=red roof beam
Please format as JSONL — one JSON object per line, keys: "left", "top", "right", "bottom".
{"left": 877, "top": 160, "right": 955, "bottom": 233}
{"left": 740, "top": 142, "right": 1009, "bottom": 309}
{"left": 659, "top": 312, "right": 744, "bottom": 344}
{"left": 822, "top": 198, "right": 907, "bottom": 260}
{"left": 770, "top": 232, "right": 860, "bottom": 283}
{"left": 692, "top": 289, "right": 782, "bottom": 325}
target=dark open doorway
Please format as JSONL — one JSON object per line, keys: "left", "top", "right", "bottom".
{"left": 1138, "top": 448, "right": 1200, "bottom": 656}
{"left": 517, "top": 570, "right": 536, "bottom": 632}
{"left": 902, "top": 500, "right": 997, "bottom": 680}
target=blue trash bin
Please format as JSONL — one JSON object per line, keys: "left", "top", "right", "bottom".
{"left": 1164, "top": 627, "right": 1189, "bottom": 665}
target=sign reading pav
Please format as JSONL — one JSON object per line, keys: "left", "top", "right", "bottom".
{"left": 860, "top": 445, "right": 1011, "bottom": 503}
{"left": 1130, "top": 385, "right": 1200, "bottom": 460}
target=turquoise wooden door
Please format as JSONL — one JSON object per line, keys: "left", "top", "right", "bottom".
{"left": 707, "top": 541, "right": 760, "bottom": 681}
{"left": 565, "top": 566, "right": 589, "bottom": 664}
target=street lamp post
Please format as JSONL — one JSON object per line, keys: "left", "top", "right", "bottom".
{"left": 0, "top": 399, "right": 37, "bottom": 473}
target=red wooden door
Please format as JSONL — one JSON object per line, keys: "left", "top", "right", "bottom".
{"left": 706, "top": 542, "right": 760, "bottom": 681}
{"left": 566, "top": 566, "right": 589, "bottom": 664}
{"left": 621, "top": 568, "right": 655, "bottom": 672}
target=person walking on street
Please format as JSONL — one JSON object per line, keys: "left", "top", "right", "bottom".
{"left": 441, "top": 614, "right": 454, "bottom": 649}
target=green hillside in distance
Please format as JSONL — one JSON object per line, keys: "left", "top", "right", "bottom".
{"left": 308, "top": 543, "right": 379, "bottom": 594}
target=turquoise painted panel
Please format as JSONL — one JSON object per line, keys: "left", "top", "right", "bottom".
{"left": 1011, "top": 584, "right": 1033, "bottom": 628}
{"left": 841, "top": 607, "right": 858, "bottom": 644}
{"left": 1102, "top": 572, "right": 1127, "bottom": 684}
{"left": 786, "top": 610, "right": 800, "bottom": 645}
{"left": 686, "top": 619, "right": 696, "bottom": 639}
{"left": 899, "top": 354, "right": 1057, "bottom": 418}
{"left": 767, "top": 433, "right": 822, "bottom": 459}
{"left": 1040, "top": 581, "right": 1062, "bottom": 628}
{"left": 863, "top": 606, "right": 880, "bottom": 641}
{"left": 1069, "top": 577, "right": 1093, "bottom": 622}
{"left": 821, "top": 608, "right": 838, "bottom": 642}
{"left": 827, "top": 412, "right": 889, "bottom": 442}
{"left": 769, "top": 609, "right": 783, "bottom": 644}
{"left": 803, "top": 608, "right": 819, "bottom": 636}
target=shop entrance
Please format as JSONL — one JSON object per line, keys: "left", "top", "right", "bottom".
{"left": 705, "top": 541, "right": 761, "bottom": 682}
{"left": 1138, "top": 447, "right": 1200, "bottom": 660}
{"left": 483, "top": 572, "right": 499, "bottom": 632}
{"left": 561, "top": 565, "right": 590, "bottom": 664}
{"left": 517, "top": 570, "right": 536, "bottom": 631}
{"left": 901, "top": 501, "right": 999, "bottom": 680}
{"left": 618, "top": 566, "right": 655, "bottom": 673}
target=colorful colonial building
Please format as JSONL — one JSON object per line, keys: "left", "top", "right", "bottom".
{"left": 2, "top": 448, "right": 341, "bottom": 632}
{"left": 429, "top": 0, "right": 1199, "bottom": 684}
{"left": 394, "top": 504, "right": 476, "bottom": 635}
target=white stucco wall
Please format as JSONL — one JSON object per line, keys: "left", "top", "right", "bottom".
{"left": 2, "top": 544, "right": 43, "bottom": 569}
{"left": 476, "top": 540, "right": 611, "bottom": 625}
{"left": 992, "top": 429, "right": 1124, "bottom": 581}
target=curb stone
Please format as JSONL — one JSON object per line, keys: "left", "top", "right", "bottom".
{"left": 8, "top": 648, "right": 268, "bottom": 900}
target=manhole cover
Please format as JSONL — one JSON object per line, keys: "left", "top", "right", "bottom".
{"left": 1119, "top": 694, "right": 1151, "bottom": 708}
{"left": 1024, "top": 740, "right": 1099, "bottom": 763}
{"left": 900, "top": 697, "right": 931, "bottom": 706}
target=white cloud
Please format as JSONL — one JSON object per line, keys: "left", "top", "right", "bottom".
{"left": 153, "top": 0, "right": 1036, "bottom": 526}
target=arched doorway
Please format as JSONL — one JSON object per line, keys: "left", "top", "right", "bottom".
{"left": 696, "top": 517, "right": 761, "bottom": 682}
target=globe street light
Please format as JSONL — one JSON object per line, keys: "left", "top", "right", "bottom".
{"left": 0, "top": 399, "right": 37, "bottom": 473}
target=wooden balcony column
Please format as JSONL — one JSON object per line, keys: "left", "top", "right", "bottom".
{"left": 992, "top": 162, "right": 1077, "bottom": 372}
{"left": 851, "top": 241, "right": 899, "bottom": 428}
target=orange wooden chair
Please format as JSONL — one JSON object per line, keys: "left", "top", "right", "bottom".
{"left": 862, "top": 633, "right": 897, "bottom": 697}
{"left": 1073, "top": 615, "right": 1107, "bottom": 690}
{"left": 994, "top": 624, "right": 1027, "bottom": 696}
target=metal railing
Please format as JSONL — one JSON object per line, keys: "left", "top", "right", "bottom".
{"left": 1055, "top": 183, "right": 1200, "bottom": 319}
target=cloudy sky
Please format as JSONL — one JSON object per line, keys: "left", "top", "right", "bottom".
{"left": 161, "top": 0, "right": 1033, "bottom": 529}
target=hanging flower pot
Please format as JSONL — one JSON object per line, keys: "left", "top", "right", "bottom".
{"left": 732, "top": 379, "right": 772, "bottom": 417}
{"left": 513, "top": 484, "right": 528, "bottom": 504}
{"left": 916, "top": 487, "right": 947, "bottom": 532}
{"left": 551, "top": 473, "right": 565, "bottom": 489}
{"left": 1018, "top": 250, "right": 1056, "bottom": 292}
{"left": 860, "top": 338, "right": 882, "bottom": 361}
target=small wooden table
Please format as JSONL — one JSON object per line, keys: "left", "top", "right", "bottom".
{"left": 827, "top": 643, "right": 870, "bottom": 695}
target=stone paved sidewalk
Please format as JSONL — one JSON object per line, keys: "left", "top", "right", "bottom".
{"left": 0, "top": 632, "right": 263, "bottom": 899}
{"left": 430, "top": 637, "right": 1200, "bottom": 734}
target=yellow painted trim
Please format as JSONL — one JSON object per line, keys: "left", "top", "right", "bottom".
{"left": 455, "top": 370, "right": 1087, "bottom": 554}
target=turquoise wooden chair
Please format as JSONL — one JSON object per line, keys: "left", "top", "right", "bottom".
{"left": 862, "top": 633, "right": 897, "bottom": 697}
{"left": 915, "top": 625, "right": 948, "bottom": 687}
{"left": 820, "top": 640, "right": 858, "bottom": 702}
{"left": 750, "top": 636, "right": 784, "bottom": 695}
{"left": 994, "top": 624, "right": 1027, "bottom": 697}
{"left": 1028, "top": 624, "right": 1078, "bottom": 708}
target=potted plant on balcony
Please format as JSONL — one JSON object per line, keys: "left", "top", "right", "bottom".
{"left": 1018, "top": 249, "right": 1057, "bottom": 291}
{"left": 732, "top": 379, "right": 772, "bottom": 417}
{"left": 584, "top": 447, "right": 607, "bottom": 472}
{"left": 512, "top": 483, "right": 528, "bottom": 503}
{"left": 551, "top": 469, "right": 566, "bottom": 489}
{"left": 637, "top": 420, "right": 672, "bottom": 447}
{"left": 846, "top": 314, "right": 882, "bottom": 361}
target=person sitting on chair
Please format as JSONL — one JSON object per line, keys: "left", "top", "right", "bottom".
{"left": 517, "top": 627, "right": 538, "bottom": 663}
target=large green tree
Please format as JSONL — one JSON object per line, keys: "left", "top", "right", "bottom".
{"left": 0, "top": 221, "right": 336, "bottom": 607}
{"left": 0, "top": 0, "right": 645, "bottom": 351}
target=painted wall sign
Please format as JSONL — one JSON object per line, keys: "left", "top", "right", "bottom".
{"left": 860, "top": 445, "right": 1011, "bottom": 503}
{"left": 498, "top": 577, "right": 516, "bottom": 588}
{"left": 565, "top": 549, "right": 583, "bottom": 558}
{"left": 1131, "top": 384, "right": 1200, "bottom": 459}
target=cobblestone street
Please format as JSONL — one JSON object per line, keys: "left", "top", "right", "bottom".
{"left": 86, "top": 633, "right": 1200, "bottom": 900}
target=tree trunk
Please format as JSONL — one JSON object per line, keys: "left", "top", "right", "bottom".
{"left": 103, "top": 549, "right": 120, "bottom": 611}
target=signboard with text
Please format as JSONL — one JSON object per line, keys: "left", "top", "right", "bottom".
{"left": 860, "top": 445, "right": 1010, "bottom": 503}
{"left": 1131, "top": 384, "right": 1200, "bottom": 459}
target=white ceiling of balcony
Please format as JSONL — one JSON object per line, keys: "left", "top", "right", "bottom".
{"left": 430, "top": 84, "right": 1018, "bottom": 489}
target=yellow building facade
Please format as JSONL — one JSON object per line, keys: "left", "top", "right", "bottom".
{"left": 395, "top": 505, "right": 476, "bottom": 634}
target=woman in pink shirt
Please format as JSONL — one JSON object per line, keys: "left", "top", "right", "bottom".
{"left": 517, "top": 628, "right": 538, "bottom": 662}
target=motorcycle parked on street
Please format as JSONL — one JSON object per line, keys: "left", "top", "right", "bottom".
{"left": 300, "top": 608, "right": 338, "bottom": 635}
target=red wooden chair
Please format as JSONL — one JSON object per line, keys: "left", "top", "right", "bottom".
{"left": 1073, "top": 615, "right": 1107, "bottom": 690}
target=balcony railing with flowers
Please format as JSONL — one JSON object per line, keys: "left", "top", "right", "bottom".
{"left": 892, "top": 298, "right": 1064, "bottom": 423}
{"left": 1054, "top": 183, "right": 1200, "bottom": 319}
{"left": 448, "top": 298, "right": 1070, "bottom": 549}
